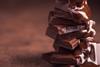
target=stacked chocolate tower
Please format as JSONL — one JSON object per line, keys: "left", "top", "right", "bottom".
{"left": 43, "top": 0, "right": 98, "bottom": 67}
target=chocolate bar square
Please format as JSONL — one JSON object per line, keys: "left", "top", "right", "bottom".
{"left": 46, "top": 24, "right": 58, "bottom": 39}
{"left": 42, "top": 52, "right": 77, "bottom": 65}
{"left": 53, "top": 34, "right": 80, "bottom": 50}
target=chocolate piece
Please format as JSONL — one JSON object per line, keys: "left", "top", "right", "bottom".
{"left": 48, "top": 8, "right": 90, "bottom": 28}
{"left": 50, "top": 17, "right": 76, "bottom": 26}
{"left": 46, "top": 24, "right": 58, "bottom": 39}
{"left": 48, "top": 9, "right": 73, "bottom": 22}
{"left": 53, "top": 34, "right": 80, "bottom": 50}
{"left": 42, "top": 52, "right": 77, "bottom": 65}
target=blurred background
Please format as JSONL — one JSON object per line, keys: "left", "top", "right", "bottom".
{"left": 0, "top": 0, "right": 99, "bottom": 67}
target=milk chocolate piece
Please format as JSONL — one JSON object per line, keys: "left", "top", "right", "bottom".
{"left": 46, "top": 24, "right": 58, "bottom": 39}
{"left": 50, "top": 17, "right": 75, "bottom": 26}
{"left": 48, "top": 9, "right": 73, "bottom": 22}
{"left": 53, "top": 34, "right": 79, "bottom": 50}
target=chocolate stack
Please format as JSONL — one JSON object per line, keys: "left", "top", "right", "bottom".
{"left": 42, "top": 0, "right": 98, "bottom": 67}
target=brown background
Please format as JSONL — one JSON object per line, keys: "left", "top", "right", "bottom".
{"left": 0, "top": 0, "right": 99, "bottom": 67}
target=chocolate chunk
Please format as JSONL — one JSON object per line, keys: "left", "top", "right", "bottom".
{"left": 53, "top": 34, "right": 80, "bottom": 50}
{"left": 46, "top": 24, "right": 58, "bottom": 39}
{"left": 42, "top": 52, "right": 77, "bottom": 65}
